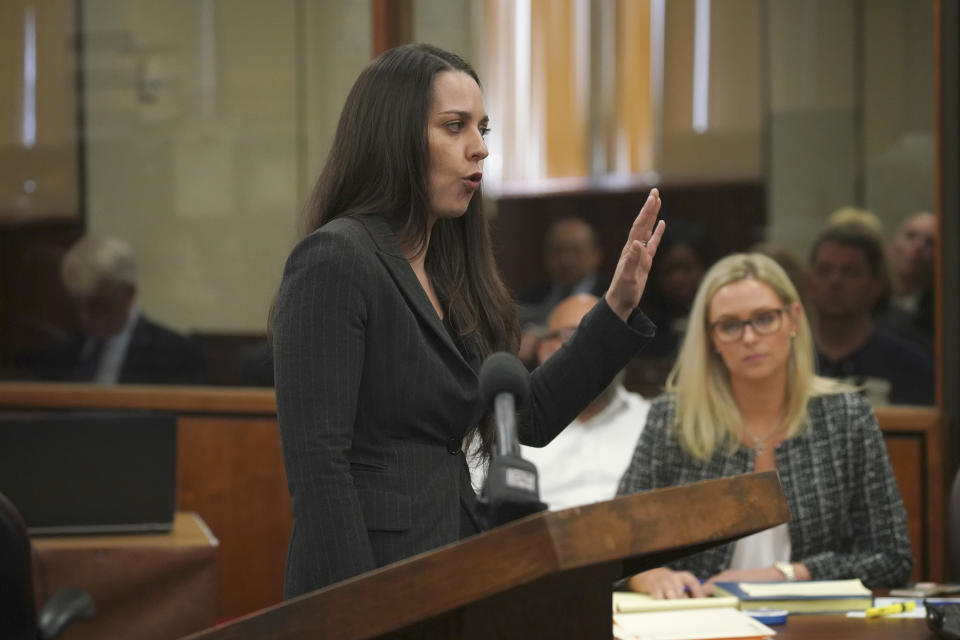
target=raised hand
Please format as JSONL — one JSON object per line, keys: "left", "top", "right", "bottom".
{"left": 605, "top": 188, "right": 665, "bottom": 321}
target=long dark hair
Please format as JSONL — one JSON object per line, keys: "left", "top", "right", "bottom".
{"left": 301, "top": 44, "right": 518, "bottom": 458}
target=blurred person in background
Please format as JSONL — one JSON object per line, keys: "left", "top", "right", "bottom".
{"left": 807, "top": 225, "right": 933, "bottom": 406}
{"left": 472, "top": 293, "right": 651, "bottom": 511}
{"left": 516, "top": 216, "right": 609, "bottom": 367}
{"left": 629, "top": 220, "right": 714, "bottom": 397}
{"left": 20, "top": 234, "right": 205, "bottom": 385}
{"left": 877, "top": 211, "right": 936, "bottom": 352}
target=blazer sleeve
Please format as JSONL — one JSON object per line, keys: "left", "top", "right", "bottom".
{"left": 798, "top": 394, "right": 914, "bottom": 587}
{"left": 273, "top": 230, "right": 376, "bottom": 593}
{"left": 616, "top": 395, "right": 672, "bottom": 496}
{"left": 520, "top": 298, "right": 655, "bottom": 447}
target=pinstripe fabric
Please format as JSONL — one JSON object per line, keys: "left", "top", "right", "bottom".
{"left": 273, "top": 214, "right": 654, "bottom": 597}
{"left": 616, "top": 392, "right": 913, "bottom": 588}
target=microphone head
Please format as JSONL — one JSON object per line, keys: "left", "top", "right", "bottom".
{"left": 479, "top": 352, "right": 530, "bottom": 410}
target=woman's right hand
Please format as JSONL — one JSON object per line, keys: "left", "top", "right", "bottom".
{"left": 627, "top": 567, "right": 709, "bottom": 599}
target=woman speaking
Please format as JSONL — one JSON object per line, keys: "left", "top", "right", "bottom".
{"left": 272, "top": 43, "right": 665, "bottom": 597}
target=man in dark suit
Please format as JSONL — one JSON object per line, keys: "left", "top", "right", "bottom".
{"left": 518, "top": 216, "right": 609, "bottom": 325}
{"left": 25, "top": 235, "right": 205, "bottom": 385}
{"left": 517, "top": 216, "right": 609, "bottom": 367}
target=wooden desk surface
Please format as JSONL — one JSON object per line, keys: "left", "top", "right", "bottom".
{"left": 32, "top": 511, "right": 219, "bottom": 640}
{"left": 775, "top": 613, "right": 937, "bottom": 639}
{"left": 32, "top": 511, "right": 218, "bottom": 549}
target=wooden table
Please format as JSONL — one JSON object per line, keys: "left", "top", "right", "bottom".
{"left": 32, "top": 511, "right": 218, "bottom": 640}
{"left": 764, "top": 612, "right": 937, "bottom": 639}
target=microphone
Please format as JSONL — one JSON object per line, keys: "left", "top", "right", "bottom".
{"left": 477, "top": 352, "right": 546, "bottom": 528}
{"left": 479, "top": 352, "right": 529, "bottom": 457}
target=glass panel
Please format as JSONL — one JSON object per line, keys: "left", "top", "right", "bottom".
{"left": 766, "top": 0, "right": 936, "bottom": 406}
{"left": 0, "top": 0, "right": 371, "bottom": 386}
{"left": 0, "top": 0, "right": 937, "bottom": 405}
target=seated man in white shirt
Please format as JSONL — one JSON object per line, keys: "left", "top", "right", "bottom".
{"left": 520, "top": 293, "right": 651, "bottom": 510}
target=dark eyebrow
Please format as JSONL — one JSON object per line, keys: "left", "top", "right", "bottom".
{"left": 436, "top": 110, "right": 489, "bottom": 123}
{"left": 711, "top": 308, "right": 781, "bottom": 322}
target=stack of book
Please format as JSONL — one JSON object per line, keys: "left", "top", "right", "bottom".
{"left": 712, "top": 578, "right": 873, "bottom": 614}
{"left": 611, "top": 579, "right": 876, "bottom": 638}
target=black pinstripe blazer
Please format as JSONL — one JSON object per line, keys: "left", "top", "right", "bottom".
{"left": 273, "top": 214, "right": 654, "bottom": 597}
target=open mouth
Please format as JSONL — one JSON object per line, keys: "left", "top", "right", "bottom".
{"left": 464, "top": 172, "right": 482, "bottom": 189}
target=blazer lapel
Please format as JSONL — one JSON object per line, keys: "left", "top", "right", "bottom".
{"left": 356, "top": 215, "right": 474, "bottom": 372}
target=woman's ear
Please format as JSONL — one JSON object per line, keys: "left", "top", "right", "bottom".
{"left": 788, "top": 300, "right": 803, "bottom": 331}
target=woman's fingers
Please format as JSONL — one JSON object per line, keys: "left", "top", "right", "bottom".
{"left": 616, "top": 219, "right": 666, "bottom": 285}
{"left": 605, "top": 189, "right": 664, "bottom": 321}
{"left": 661, "top": 571, "right": 702, "bottom": 599}
{"left": 645, "top": 219, "right": 666, "bottom": 257}
{"left": 626, "top": 188, "right": 662, "bottom": 248}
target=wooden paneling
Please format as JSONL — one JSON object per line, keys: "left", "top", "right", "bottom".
{"left": 176, "top": 416, "right": 292, "bottom": 619}
{"left": 883, "top": 434, "right": 925, "bottom": 580}
{"left": 0, "top": 382, "right": 275, "bottom": 414}
{"left": 0, "top": 384, "right": 282, "bottom": 620}
{"left": 371, "top": 0, "right": 412, "bottom": 57}
{"left": 877, "top": 406, "right": 947, "bottom": 582}
{"left": 0, "top": 384, "right": 950, "bottom": 620}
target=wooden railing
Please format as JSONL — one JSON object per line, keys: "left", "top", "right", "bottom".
{"left": 0, "top": 383, "right": 948, "bottom": 619}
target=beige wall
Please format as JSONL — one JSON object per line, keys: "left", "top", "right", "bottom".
{"left": 766, "top": 0, "right": 935, "bottom": 255}
{"left": 303, "top": 1, "right": 373, "bottom": 188}
{"left": 766, "top": 0, "right": 859, "bottom": 253}
{"left": 414, "top": 0, "right": 474, "bottom": 61}
{"left": 862, "top": 0, "right": 935, "bottom": 227}
{"left": 81, "top": 0, "right": 370, "bottom": 333}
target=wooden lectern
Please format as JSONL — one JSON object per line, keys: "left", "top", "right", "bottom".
{"left": 184, "top": 471, "right": 789, "bottom": 640}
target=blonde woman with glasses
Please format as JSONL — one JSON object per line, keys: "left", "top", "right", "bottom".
{"left": 617, "top": 253, "right": 912, "bottom": 599}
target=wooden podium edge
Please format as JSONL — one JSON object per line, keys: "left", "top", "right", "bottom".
{"left": 184, "top": 471, "right": 789, "bottom": 640}
{"left": 542, "top": 470, "right": 790, "bottom": 571}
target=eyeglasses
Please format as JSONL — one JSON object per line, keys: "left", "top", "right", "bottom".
{"left": 709, "top": 307, "right": 789, "bottom": 343}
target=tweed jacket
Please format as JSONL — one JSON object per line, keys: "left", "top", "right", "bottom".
{"left": 273, "top": 214, "right": 654, "bottom": 597}
{"left": 617, "top": 392, "right": 913, "bottom": 588}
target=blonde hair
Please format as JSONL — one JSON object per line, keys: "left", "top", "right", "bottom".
{"left": 666, "top": 253, "right": 842, "bottom": 461}
{"left": 61, "top": 235, "right": 137, "bottom": 297}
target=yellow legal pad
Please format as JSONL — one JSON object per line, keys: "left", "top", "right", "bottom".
{"left": 613, "top": 591, "right": 740, "bottom": 614}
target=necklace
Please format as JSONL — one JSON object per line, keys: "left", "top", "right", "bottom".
{"left": 748, "top": 430, "right": 779, "bottom": 455}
